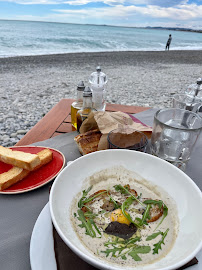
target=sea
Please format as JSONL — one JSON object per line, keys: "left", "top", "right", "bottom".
{"left": 0, "top": 20, "right": 202, "bottom": 58}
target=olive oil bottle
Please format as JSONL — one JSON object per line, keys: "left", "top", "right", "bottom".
{"left": 71, "top": 81, "right": 85, "bottom": 130}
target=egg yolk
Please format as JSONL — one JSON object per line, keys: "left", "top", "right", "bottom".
{"left": 110, "top": 209, "right": 131, "bottom": 226}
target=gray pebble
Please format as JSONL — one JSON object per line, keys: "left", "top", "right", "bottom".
{"left": 18, "top": 109, "right": 26, "bottom": 113}
{"left": 2, "top": 135, "right": 9, "bottom": 139}
{"left": 3, "top": 137, "right": 10, "bottom": 143}
{"left": 17, "top": 130, "right": 28, "bottom": 135}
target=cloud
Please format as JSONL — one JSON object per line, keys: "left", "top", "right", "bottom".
{"left": 142, "top": 0, "right": 189, "bottom": 7}
{"left": 53, "top": 3, "right": 202, "bottom": 21}
{"left": 0, "top": 0, "right": 189, "bottom": 5}
{"left": 1, "top": 0, "right": 202, "bottom": 29}
{"left": 131, "top": 4, "right": 202, "bottom": 20}
{"left": 0, "top": 0, "right": 64, "bottom": 3}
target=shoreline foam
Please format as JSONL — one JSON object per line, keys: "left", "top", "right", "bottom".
{"left": 1, "top": 48, "right": 202, "bottom": 59}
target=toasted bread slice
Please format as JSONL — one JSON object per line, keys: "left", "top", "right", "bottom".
{"left": 0, "top": 148, "right": 53, "bottom": 191}
{"left": 33, "top": 149, "right": 53, "bottom": 171}
{"left": 0, "top": 167, "right": 30, "bottom": 191}
{"left": 74, "top": 129, "right": 102, "bottom": 155}
{"left": 0, "top": 145, "right": 40, "bottom": 171}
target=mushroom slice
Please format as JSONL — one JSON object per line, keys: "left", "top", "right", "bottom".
{"left": 101, "top": 199, "right": 115, "bottom": 211}
{"left": 146, "top": 201, "right": 163, "bottom": 223}
{"left": 81, "top": 189, "right": 108, "bottom": 213}
{"left": 124, "top": 184, "right": 138, "bottom": 197}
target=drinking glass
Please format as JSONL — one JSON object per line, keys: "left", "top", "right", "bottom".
{"left": 150, "top": 108, "right": 202, "bottom": 170}
{"left": 173, "top": 94, "right": 202, "bottom": 113}
{"left": 107, "top": 127, "right": 148, "bottom": 152}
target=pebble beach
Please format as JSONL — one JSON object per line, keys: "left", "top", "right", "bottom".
{"left": 0, "top": 50, "right": 202, "bottom": 147}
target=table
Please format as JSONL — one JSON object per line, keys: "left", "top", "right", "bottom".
{"left": 0, "top": 101, "right": 201, "bottom": 270}
{"left": 15, "top": 99, "right": 149, "bottom": 146}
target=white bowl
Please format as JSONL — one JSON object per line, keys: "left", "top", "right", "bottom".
{"left": 50, "top": 150, "right": 202, "bottom": 270}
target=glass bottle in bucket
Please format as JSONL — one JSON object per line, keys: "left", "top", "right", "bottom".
{"left": 76, "top": 86, "right": 96, "bottom": 132}
{"left": 185, "top": 78, "right": 202, "bottom": 113}
{"left": 185, "top": 78, "right": 202, "bottom": 100}
{"left": 89, "top": 66, "right": 107, "bottom": 111}
{"left": 195, "top": 78, "right": 202, "bottom": 99}
{"left": 71, "top": 81, "right": 85, "bottom": 130}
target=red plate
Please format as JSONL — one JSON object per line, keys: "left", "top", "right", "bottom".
{"left": 0, "top": 146, "right": 65, "bottom": 194}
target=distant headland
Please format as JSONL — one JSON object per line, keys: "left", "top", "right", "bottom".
{"left": 145, "top": 26, "right": 202, "bottom": 34}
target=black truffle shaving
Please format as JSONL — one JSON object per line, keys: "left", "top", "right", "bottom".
{"left": 104, "top": 221, "right": 137, "bottom": 239}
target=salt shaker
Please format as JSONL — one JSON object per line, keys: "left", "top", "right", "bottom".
{"left": 89, "top": 66, "right": 107, "bottom": 111}
{"left": 76, "top": 86, "right": 96, "bottom": 132}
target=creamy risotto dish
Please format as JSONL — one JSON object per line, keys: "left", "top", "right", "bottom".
{"left": 71, "top": 166, "right": 179, "bottom": 266}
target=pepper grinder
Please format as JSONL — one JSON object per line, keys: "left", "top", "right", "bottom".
{"left": 89, "top": 66, "right": 107, "bottom": 111}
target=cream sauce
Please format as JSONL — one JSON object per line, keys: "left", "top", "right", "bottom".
{"left": 70, "top": 166, "right": 179, "bottom": 267}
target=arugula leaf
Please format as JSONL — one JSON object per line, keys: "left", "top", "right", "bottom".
{"left": 126, "top": 237, "right": 141, "bottom": 246}
{"left": 84, "top": 211, "right": 98, "bottom": 219}
{"left": 153, "top": 228, "right": 169, "bottom": 254}
{"left": 121, "top": 196, "right": 151, "bottom": 228}
{"left": 128, "top": 251, "right": 141, "bottom": 261}
{"left": 104, "top": 236, "right": 141, "bottom": 247}
{"left": 135, "top": 217, "right": 142, "bottom": 224}
{"left": 143, "top": 199, "right": 168, "bottom": 230}
{"left": 102, "top": 236, "right": 142, "bottom": 259}
{"left": 99, "top": 209, "right": 106, "bottom": 214}
{"left": 110, "top": 242, "right": 150, "bottom": 261}
{"left": 78, "top": 187, "right": 107, "bottom": 210}
{"left": 114, "top": 184, "right": 129, "bottom": 195}
{"left": 121, "top": 254, "right": 127, "bottom": 260}
{"left": 155, "top": 204, "right": 168, "bottom": 231}
{"left": 77, "top": 209, "right": 96, "bottom": 237}
{"left": 104, "top": 237, "right": 120, "bottom": 247}
{"left": 78, "top": 186, "right": 93, "bottom": 208}
{"left": 138, "top": 204, "right": 151, "bottom": 226}
{"left": 90, "top": 219, "right": 101, "bottom": 236}
{"left": 101, "top": 246, "right": 125, "bottom": 257}
{"left": 86, "top": 219, "right": 96, "bottom": 237}
{"left": 137, "top": 192, "right": 142, "bottom": 200}
{"left": 121, "top": 196, "right": 141, "bottom": 227}
{"left": 114, "top": 185, "right": 145, "bottom": 207}
{"left": 143, "top": 199, "right": 163, "bottom": 209}
{"left": 107, "top": 192, "right": 120, "bottom": 209}
{"left": 82, "top": 190, "right": 107, "bottom": 204}
{"left": 128, "top": 246, "right": 151, "bottom": 261}
{"left": 77, "top": 209, "right": 102, "bottom": 238}
{"left": 146, "top": 231, "right": 163, "bottom": 241}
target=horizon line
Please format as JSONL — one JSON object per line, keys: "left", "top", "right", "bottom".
{"left": 0, "top": 19, "right": 202, "bottom": 32}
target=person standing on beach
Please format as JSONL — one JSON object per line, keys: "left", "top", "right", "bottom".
{"left": 165, "top": 34, "right": 172, "bottom": 50}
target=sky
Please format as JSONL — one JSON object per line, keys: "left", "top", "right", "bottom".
{"left": 0, "top": 0, "right": 202, "bottom": 29}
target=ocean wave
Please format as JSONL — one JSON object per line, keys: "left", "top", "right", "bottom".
{"left": 0, "top": 20, "right": 202, "bottom": 57}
